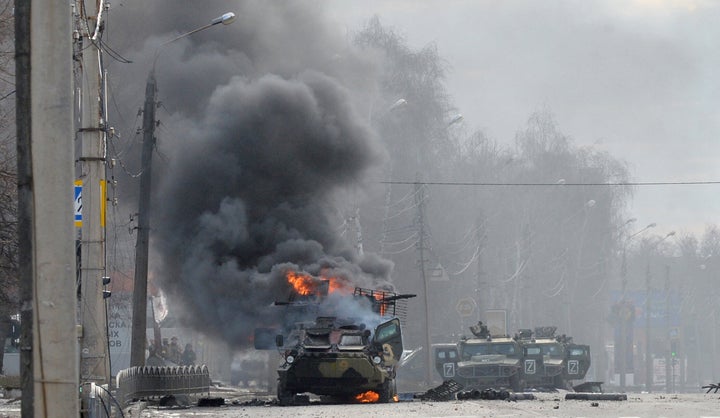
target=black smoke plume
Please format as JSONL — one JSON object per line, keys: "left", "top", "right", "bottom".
{"left": 110, "top": 2, "right": 394, "bottom": 346}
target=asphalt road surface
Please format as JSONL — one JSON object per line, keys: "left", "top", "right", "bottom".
{"left": 130, "top": 391, "right": 719, "bottom": 418}
{"left": 1, "top": 390, "right": 719, "bottom": 417}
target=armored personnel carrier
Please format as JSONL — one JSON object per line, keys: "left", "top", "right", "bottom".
{"left": 276, "top": 315, "right": 403, "bottom": 404}
{"left": 270, "top": 285, "right": 414, "bottom": 405}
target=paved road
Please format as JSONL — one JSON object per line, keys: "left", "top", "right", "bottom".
{"left": 132, "top": 391, "right": 720, "bottom": 418}
{"left": 1, "top": 390, "right": 718, "bottom": 417}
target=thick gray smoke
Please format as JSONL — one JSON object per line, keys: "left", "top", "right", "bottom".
{"left": 111, "top": 1, "right": 394, "bottom": 346}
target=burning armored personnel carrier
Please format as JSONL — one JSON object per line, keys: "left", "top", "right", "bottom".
{"left": 257, "top": 271, "right": 415, "bottom": 405}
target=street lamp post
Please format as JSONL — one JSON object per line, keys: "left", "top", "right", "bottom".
{"left": 618, "top": 221, "right": 654, "bottom": 391}
{"left": 417, "top": 113, "right": 463, "bottom": 386}
{"left": 130, "top": 12, "right": 236, "bottom": 368}
{"left": 644, "top": 230, "right": 675, "bottom": 392}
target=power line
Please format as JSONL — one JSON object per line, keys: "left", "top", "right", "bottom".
{"left": 381, "top": 180, "right": 720, "bottom": 187}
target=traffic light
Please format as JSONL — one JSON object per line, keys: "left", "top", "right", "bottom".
{"left": 670, "top": 340, "right": 678, "bottom": 358}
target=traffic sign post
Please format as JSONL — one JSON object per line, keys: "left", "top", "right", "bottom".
{"left": 456, "top": 298, "right": 476, "bottom": 318}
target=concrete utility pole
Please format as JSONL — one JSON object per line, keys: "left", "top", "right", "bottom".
{"left": 130, "top": 71, "right": 157, "bottom": 367}
{"left": 414, "top": 180, "right": 433, "bottom": 386}
{"left": 14, "top": 1, "right": 33, "bottom": 414}
{"left": 77, "top": 0, "right": 111, "bottom": 391}
{"left": 16, "top": 0, "right": 80, "bottom": 416}
{"left": 130, "top": 12, "right": 237, "bottom": 367}
{"left": 645, "top": 261, "right": 653, "bottom": 392}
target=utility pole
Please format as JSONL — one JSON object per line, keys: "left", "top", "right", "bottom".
{"left": 129, "top": 12, "right": 236, "bottom": 368}
{"left": 645, "top": 260, "right": 653, "bottom": 392}
{"left": 16, "top": 0, "right": 80, "bottom": 415}
{"left": 77, "top": 0, "right": 111, "bottom": 392}
{"left": 664, "top": 266, "right": 671, "bottom": 393}
{"left": 414, "top": 180, "right": 433, "bottom": 386}
{"left": 14, "top": 1, "right": 33, "bottom": 414}
{"left": 619, "top": 248, "right": 627, "bottom": 391}
{"left": 475, "top": 216, "right": 486, "bottom": 317}
{"left": 130, "top": 72, "right": 157, "bottom": 367}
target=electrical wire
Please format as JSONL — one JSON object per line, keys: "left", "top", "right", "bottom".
{"left": 500, "top": 259, "right": 527, "bottom": 284}
{"left": 98, "top": 38, "right": 133, "bottom": 64}
{"left": 93, "top": 383, "right": 126, "bottom": 418}
{"left": 382, "top": 180, "right": 720, "bottom": 187}
{"left": 382, "top": 238, "right": 420, "bottom": 255}
{"left": 381, "top": 231, "right": 419, "bottom": 248}
{"left": 447, "top": 244, "right": 483, "bottom": 276}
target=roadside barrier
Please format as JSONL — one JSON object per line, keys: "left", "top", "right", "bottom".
{"left": 115, "top": 365, "right": 211, "bottom": 405}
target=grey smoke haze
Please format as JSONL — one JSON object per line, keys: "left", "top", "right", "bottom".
{"left": 110, "top": 1, "right": 395, "bottom": 345}
{"left": 326, "top": 0, "right": 720, "bottom": 236}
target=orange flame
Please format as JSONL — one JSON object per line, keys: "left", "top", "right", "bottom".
{"left": 374, "top": 293, "right": 387, "bottom": 316}
{"left": 354, "top": 391, "right": 380, "bottom": 403}
{"left": 286, "top": 271, "right": 318, "bottom": 296}
{"left": 286, "top": 270, "right": 354, "bottom": 296}
{"left": 392, "top": 394, "right": 399, "bottom": 402}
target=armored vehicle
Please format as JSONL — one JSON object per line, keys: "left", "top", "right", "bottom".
{"left": 434, "top": 322, "right": 524, "bottom": 392}
{"left": 516, "top": 326, "right": 591, "bottom": 390}
{"left": 271, "top": 286, "right": 414, "bottom": 405}
{"left": 276, "top": 315, "right": 403, "bottom": 404}
{"left": 434, "top": 323, "right": 592, "bottom": 393}
{"left": 560, "top": 338, "right": 591, "bottom": 386}
{"left": 516, "top": 327, "right": 565, "bottom": 389}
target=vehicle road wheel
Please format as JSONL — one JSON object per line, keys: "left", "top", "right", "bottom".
{"left": 377, "top": 379, "right": 397, "bottom": 403}
{"left": 510, "top": 373, "right": 524, "bottom": 392}
{"left": 277, "top": 379, "right": 295, "bottom": 406}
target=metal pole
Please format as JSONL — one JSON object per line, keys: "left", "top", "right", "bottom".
{"left": 78, "top": 0, "right": 110, "bottom": 389}
{"left": 619, "top": 248, "right": 627, "bottom": 391}
{"left": 130, "top": 72, "right": 157, "bottom": 367}
{"left": 14, "top": 0, "right": 33, "bottom": 413}
{"left": 128, "top": 12, "right": 235, "bottom": 369}
{"left": 664, "top": 268, "right": 671, "bottom": 393}
{"left": 645, "top": 260, "right": 652, "bottom": 392}
{"left": 23, "top": 0, "right": 80, "bottom": 415}
{"left": 415, "top": 181, "right": 433, "bottom": 386}
{"left": 643, "top": 232, "right": 674, "bottom": 393}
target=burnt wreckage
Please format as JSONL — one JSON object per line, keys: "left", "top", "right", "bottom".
{"left": 255, "top": 273, "right": 415, "bottom": 405}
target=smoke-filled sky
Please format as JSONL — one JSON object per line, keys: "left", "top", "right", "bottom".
{"left": 109, "top": 0, "right": 397, "bottom": 345}
{"left": 325, "top": 0, "right": 720, "bottom": 237}
{"left": 107, "top": 0, "right": 720, "bottom": 346}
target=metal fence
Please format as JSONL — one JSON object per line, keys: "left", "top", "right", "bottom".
{"left": 115, "top": 365, "right": 212, "bottom": 406}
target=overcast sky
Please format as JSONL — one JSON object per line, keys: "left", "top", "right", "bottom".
{"left": 322, "top": 0, "right": 720, "bottom": 238}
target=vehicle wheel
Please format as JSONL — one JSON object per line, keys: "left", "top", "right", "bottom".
{"left": 277, "top": 379, "right": 295, "bottom": 406}
{"left": 510, "top": 373, "right": 523, "bottom": 392}
{"left": 377, "top": 379, "right": 397, "bottom": 403}
{"left": 553, "top": 375, "right": 568, "bottom": 390}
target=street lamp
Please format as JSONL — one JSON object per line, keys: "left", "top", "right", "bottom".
{"left": 417, "top": 112, "right": 463, "bottom": 386}
{"left": 697, "top": 256, "right": 717, "bottom": 385}
{"left": 644, "top": 230, "right": 675, "bottom": 392}
{"left": 622, "top": 223, "right": 656, "bottom": 296}
{"left": 130, "top": 12, "right": 237, "bottom": 368}
{"left": 617, "top": 219, "right": 654, "bottom": 391}
{"left": 448, "top": 113, "right": 464, "bottom": 126}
